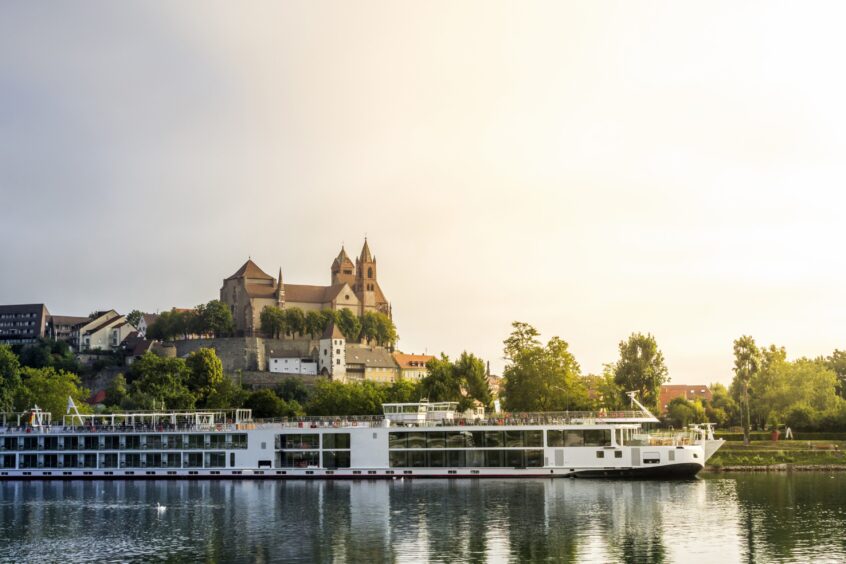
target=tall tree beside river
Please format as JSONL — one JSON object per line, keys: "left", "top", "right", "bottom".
{"left": 502, "top": 322, "right": 587, "bottom": 412}
{"left": 612, "top": 333, "right": 669, "bottom": 414}
{"left": 732, "top": 335, "right": 760, "bottom": 446}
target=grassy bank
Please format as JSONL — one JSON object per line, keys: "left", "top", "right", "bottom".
{"left": 706, "top": 440, "right": 846, "bottom": 470}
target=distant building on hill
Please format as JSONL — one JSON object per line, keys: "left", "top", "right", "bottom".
{"left": 220, "top": 239, "right": 391, "bottom": 336}
{"left": 0, "top": 304, "right": 50, "bottom": 345}
{"left": 47, "top": 315, "right": 88, "bottom": 347}
{"left": 72, "top": 310, "right": 137, "bottom": 352}
{"left": 659, "top": 384, "right": 713, "bottom": 414}
{"left": 393, "top": 353, "right": 434, "bottom": 381}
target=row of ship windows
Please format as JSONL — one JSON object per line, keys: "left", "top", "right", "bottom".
{"left": 390, "top": 450, "right": 545, "bottom": 468}
{"left": 277, "top": 451, "right": 350, "bottom": 469}
{"left": 276, "top": 433, "right": 350, "bottom": 450}
{"left": 388, "top": 430, "right": 612, "bottom": 449}
{"left": 1, "top": 434, "right": 249, "bottom": 451}
{"left": 4, "top": 452, "right": 232, "bottom": 469}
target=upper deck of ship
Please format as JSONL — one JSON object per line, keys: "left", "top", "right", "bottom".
{"left": 0, "top": 397, "right": 659, "bottom": 434}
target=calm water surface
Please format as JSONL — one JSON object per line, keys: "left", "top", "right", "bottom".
{"left": 1, "top": 474, "right": 845, "bottom": 563}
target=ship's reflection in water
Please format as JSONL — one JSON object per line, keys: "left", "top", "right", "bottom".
{"left": 1, "top": 474, "right": 845, "bottom": 562}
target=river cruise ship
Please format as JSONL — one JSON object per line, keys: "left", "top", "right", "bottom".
{"left": 0, "top": 396, "right": 722, "bottom": 480}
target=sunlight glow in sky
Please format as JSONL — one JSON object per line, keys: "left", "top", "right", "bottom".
{"left": 2, "top": 1, "right": 846, "bottom": 384}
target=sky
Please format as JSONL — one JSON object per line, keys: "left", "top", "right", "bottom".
{"left": 2, "top": 1, "right": 846, "bottom": 385}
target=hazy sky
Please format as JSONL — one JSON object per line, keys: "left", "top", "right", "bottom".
{"left": 3, "top": 2, "right": 846, "bottom": 384}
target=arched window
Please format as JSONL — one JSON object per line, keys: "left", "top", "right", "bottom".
{"left": 367, "top": 267, "right": 373, "bottom": 279}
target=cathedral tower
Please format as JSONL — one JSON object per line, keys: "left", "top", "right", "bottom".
{"left": 331, "top": 246, "right": 356, "bottom": 286}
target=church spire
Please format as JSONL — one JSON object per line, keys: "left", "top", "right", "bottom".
{"left": 359, "top": 238, "right": 373, "bottom": 263}
{"left": 276, "top": 267, "right": 285, "bottom": 305}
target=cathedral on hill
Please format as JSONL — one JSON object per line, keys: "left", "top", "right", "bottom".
{"left": 221, "top": 239, "right": 391, "bottom": 336}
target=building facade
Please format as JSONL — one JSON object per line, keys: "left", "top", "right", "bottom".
{"left": 221, "top": 239, "right": 391, "bottom": 336}
{"left": 392, "top": 353, "right": 434, "bottom": 381}
{"left": 0, "top": 304, "right": 50, "bottom": 345}
{"left": 659, "top": 385, "right": 713, "bottom": 414}
{"left": 47, "top": 315, "right": 88, "bottom": 347}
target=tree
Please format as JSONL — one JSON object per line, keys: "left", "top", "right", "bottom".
{"left": 384, "top": 379, "right": 422, "bottom": 403}
{"left": 104, "top": 374, "right": 129, "bottom": 407}
{"left": 283, "top": 307, "right": 305, "bottom": 338}
{"left": 0, "top": 344, "right": 22, "bottom": 412}
{"left": 305, "top": 311, "right": 325, "bottom": 339}
{"left": 374, "top": 312, "right": 399, "bottom": 348}
{"left": 731, "top": 335, "right": 760, "bottom": 445}
{"left": 665, "top": 397, "right": 705, "bottom": 428}
{"left": 502, "top": 322, "right": 587, "bottom": 412}
{"left": 276, "top": 377, "right": 310, "bottom": 404}
{"left": 198, "top": 300, "right": 234, "bottom": 337}
{"left": 260, "top": 306, "right": 285, "bottom": 339}
{"left": 612, "top": 333, "right": 669, "bottom": 414}
{"left": 825, "top": 349, "right": 846, "bottom": 399}
{"left": 306, "top": 379, "right": 385, "bottom": 416}
{"left": 126, "top": 352, "right": 195, "bottom": 410}
{"left": 705, "top": 383, "right": 737, "bottom": 427}
{"left": 126, "top": 310, "right": 143, "bottom": 328}
{"left": 360, "top": 312, "right": 379, "bottom": 344}
{"left": 204, "top": 375, "right": 248, "bottom": 409}
{"left": 421, "top": 355, "right": 466, "bottom": 409}
{"left": 319, "top": 309, "right": 338, "bottom": 333}
{"left": 455, "top": 352, "right": 491, "bottom": 408}
{"left": 245, "top": 389, "right": 300, "bottom": 418}
{"left": 336, "top": 308, "right": 362, "bottom": 341}
{"left": 14, "top": 367, "right": 91, "bottom": 420}
{"left": 185, "top": 348, "right": 225, "bottom": 407}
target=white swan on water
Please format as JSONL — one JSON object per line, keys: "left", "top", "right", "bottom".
{"left": 156, "top": 502, "right": 166, "bottom": 512}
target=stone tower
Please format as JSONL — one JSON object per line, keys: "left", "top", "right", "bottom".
{"left": 331, "top": 246, "right": 356, "bottom": 287}
{"left": 355, "top": 238, "right": 377, "bottom": 295}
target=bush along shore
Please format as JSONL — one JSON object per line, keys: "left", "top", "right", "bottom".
{"left": 705, "top": 439, "right": 846, "bottom": 472}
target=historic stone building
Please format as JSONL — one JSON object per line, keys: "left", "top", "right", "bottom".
{"left": 221, "top": 240, "right": 391, "bottom": 336}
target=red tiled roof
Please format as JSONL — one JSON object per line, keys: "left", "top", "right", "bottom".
{"left": 393, "top": 353, "right": 434, "bottom": 369}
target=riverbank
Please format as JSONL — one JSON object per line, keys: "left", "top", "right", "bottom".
{"left": 705, "top": 439, "right": 846, "bottom": 471}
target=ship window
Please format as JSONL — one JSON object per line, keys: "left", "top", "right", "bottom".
{"left": 279, "top": 434, "right": 319, "bottom": 449}
{"left": 124, "top": 435, "right": 141, "bottom": 450}
{"left": 426, "top": 432, "right": 445, "bottom": 448}
{"left": 21, "top": 436, "right": 38, "bottom": 450}
{"left": 485, "top": 451, "right": 504, "bottom": 467}
{"left": 564, "top": 431, "right": 584, "bottom": 447}
{"left": 389, "top": 451, "right": 408, "bottom": 467}
{"left": 547, "top": 430, "right": 564, "bottom": 447}
{"left": 389, "top": 432, "right": 407, "bottom": 449}
{"left": 104, "top": 435, "right": 120, "bottom": 450}
{"left": 406, "top": 432, "right": 425, "bottom": 449}
{"left": 526, "top": 450, "right": 543, "bottom": 467}
{"left": 206, "top": 452, "right": 226, "bottom": 468}
{"left": 584, "top": 430, "right": 611, "bottom": 447}
{"left": 323, "top": 451, "right": 351, "bottom": 469}
{"left": 525, "top": 430, "right": 543, "bottom": 448}
{"left": 230, "top": 453, "right": 235, "bottom": 467}
{"left": 279, "top": 451, "right": 320, "bottom": 468}
{"left": 428, "top": 451, "right": 446, "bottom": 467}
{"left": 506, "top": 450, "right": 524, "bottom": 467}
{"left": 447, "top": 451, "right": 466, "bottom": 467}
{"left": 446, "top": 431, "right": 470, "bottom": 448}
{"left": 323, "top": 433, "right": 350, "bottom": 449}
{"left": 484, "top": 431, "right": 504, "bottom": 447}
{"left": 409, "top": 451, "right": 426, "bottom": 467}
{"left": 596, "top": 451, "right": 605, "bottom": 459}
{"left": 615, "top": 451, "right": 623, "bottom": 459}
{"left": 505, "top": 431, "right": 523, "bottom": 448}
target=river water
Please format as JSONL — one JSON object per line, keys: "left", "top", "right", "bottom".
{"left": 1, "top": 474, "right": 844, "bottom": 563}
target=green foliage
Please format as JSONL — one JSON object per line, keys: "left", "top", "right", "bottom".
{"left": 125, "top": 352, "right": 195, "bottom": 410}
{"left": 664, "top": 397, "right": 706, "bottom": 428}
{"left": 502, "top": 322, "right": 588, "bottom": 412}
{"left": 17, "top": 339, "right": 80, "bottom": 373}
{"left": 306, "top": 379, "right": 386, "bottom": 416}
{"left": 185, "top": 348, "right": 225, "bottom": 407}
{"left": 305, "top": 311, "right": 325, "bottom": 339}
{"left": 825, "top": 349, "right": 846, "bottom": 399}
{"left": 705, "top": 382, "right": 737, "bottom": 426}
{"left": 276, "top": 377, "right": 310, "bottom": 404}
{"left": 245, "top": 388, "right": 302, "bottom": 418}
{"left": 360, "top": 311, "right": 399, "bottom": 348}
{"left": 260, "top": 306, "right": 285, "bottom": 339}
{"left": 104, "top": 374, "right": 129, "bottom": 406}
{"left": 383, "top": 379, "right": 422, "bottom": 404}
{"left": 126, "top": 310, "right": 143, "bottom": 327}
{"left": 148, "top": 301, "right": 233, "bottom": 341}
{"left": 14, "top": 367, "right": 91, "bottom": 419}
{"left": 420, "top": 352, "right": 491, "bottom": 412}
{"left": 283, "top": 307, "right": 305, "bottom": 337}
{"left": 731, "top": 335, "right": 760, "bottom": 443}
{"left": 612, "top": 332, "right": 669, "bottom": 413}
{"left": 0, "top": 344, "right": 22, "bottom": 412}
{"left": 336, "top": 308, "right": 362, "bottom": 341}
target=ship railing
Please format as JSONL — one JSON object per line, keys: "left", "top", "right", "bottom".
{"left": 252, "top": 410, "right": 656, "bottom": 429}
